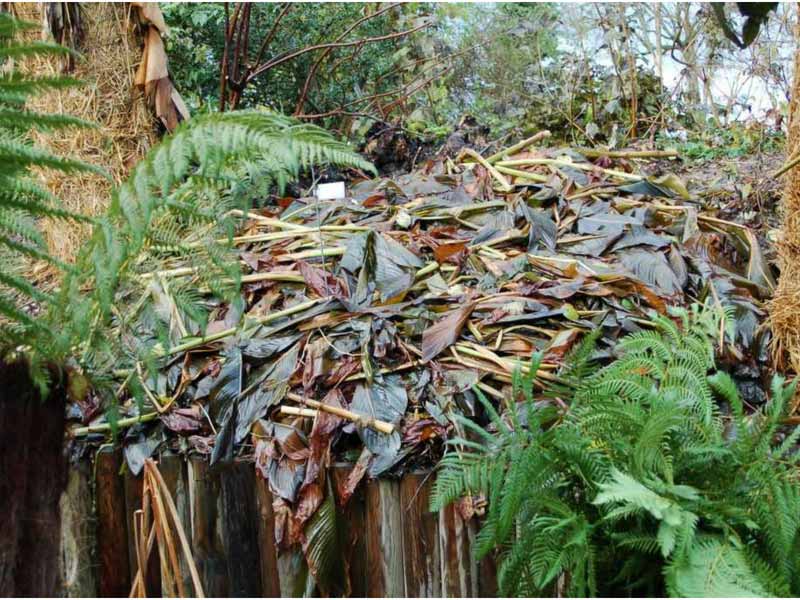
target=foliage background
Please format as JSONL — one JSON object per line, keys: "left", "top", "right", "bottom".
{"left": 162, "top": 2, "right": 796, "bottom": 149}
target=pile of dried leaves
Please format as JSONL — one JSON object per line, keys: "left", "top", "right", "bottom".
{"left": 69, "top": 137, "right": 776, "bottom": 559}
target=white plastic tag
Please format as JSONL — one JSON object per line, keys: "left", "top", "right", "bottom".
{"left": 315, "top": 181, "right": 346, "bottom": 200}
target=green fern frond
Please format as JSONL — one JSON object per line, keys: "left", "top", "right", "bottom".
{"left": 0, "top": 13, "right": 98, "bottom": 369}
{"left": 665, "top": 536, "right": 771, "bottom": 597}
{"left": 432, "top": 302, "right": 800, "bottom": 596}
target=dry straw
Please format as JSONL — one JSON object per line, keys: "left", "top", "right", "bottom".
{"left": 770, "top": 20, "right": 800, "bottom": 376}
{"left": 16, "top": 3, "right": 157, "bottom": 264}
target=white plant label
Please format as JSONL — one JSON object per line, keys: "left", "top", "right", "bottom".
{"left": 315, "top": 181, "right": 346, "bottom": 200}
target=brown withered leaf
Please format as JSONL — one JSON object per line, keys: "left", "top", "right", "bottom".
{"left": 402, "top": 417, "right": 447, "bottom": 445}
{"left": 187, "top": 435, "right": 214, "bottom": 455}
{"left": 294, "top": 391, "right": 346, "bottom": 526}
{"left": 545, "top": 328, "right": 582, "bottom": 361}
{"left": 324, "top": 355, "right": 361, "bottom": 386}
{"left": 302, "top": 336, "right": 329, "bottom": 390}
{"left": 433, "top": 241, "right": 469, "bottom": 264}
{"left": 304, "top": 389, "right": 345, "bottom": 486}
{"left": 338, "top": 447, "right": 371, "bottom": 506}
{"left": 422, "top": 302, "right": 476, "bottom": 362}
{"left": 160, "top": 406, "right": 203, "bottom": 433}
{"left": 298, "top": 260, "right": 349, "bottom": 299}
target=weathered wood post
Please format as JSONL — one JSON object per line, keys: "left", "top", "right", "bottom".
{"left": 365, "top": 478, "right": 406, "bottom": 597}
{"left": 59, "top": 462, "right": 98, "bottom": 597}
{"left": 94, "top": 446, "right": 131, "bottom": 597}
{"left": 219, "top": 460, "right": 263, "bottom": 596}
{"left": 187, "top": 455, "right": 228, "bottom": 596}
{"left": 332, "top": 464, "right": 370, "bottom": 598}
{"left": 160, "top": 452, "right": 193, "bottom": 595}
{"left": 400, "top": 472, "right": 441, "bottom": 597}
{"left": 254, "top": 471, "right": 282, "bottom": 597}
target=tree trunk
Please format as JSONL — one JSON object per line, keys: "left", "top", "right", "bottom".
{"left": 654, "top": 4, "right": 663, "bottom": 83}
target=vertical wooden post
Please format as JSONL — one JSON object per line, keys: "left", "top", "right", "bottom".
{"left": 59, "top": 461, "right": 98, "bottom": 597}
{"left": 365, "top": 478, "right": 405, "bottom": 597}
{"left": 438, "top": 503, "right": 478, "bottom": 597}
{"left": 159, "top": 452, "right": 192, "bottom": 594}
{"left": 187, "top": 456, "right": 229, "bottom": 596}
{"left": 254, "top": 474, "right": 282, "bottom": 597}
{"left": 95, "top": 446, "right": 131, "bottom": 597}
{"left": 218, "top": 461, "right": 263, "bottom": 596}
{"left": 400, "top": 472, "right": 441, "bottom": 597}
{"left": 122, "top": 469, "right": 141, "bottom": 580}
{"left": 331, "top": 463, "right": 369, "bottom": 597}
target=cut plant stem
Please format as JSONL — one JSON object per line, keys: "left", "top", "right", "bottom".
{"left": 771, "top": 148, "right": 800, "bottom": 178}
{"left": 344, "top": 359, "right": 421, "bottom": 382}
{"left": 573, "top": 147, "right": 679, "bottom": 159}
{"left": 228, "top": 208, "right": 308, "bottom": 230}
{"left": 158, "top": 297, "right": 325, "bottom": 357}
{"left": 476, "top": 380, "right": 504, "bottom": 400}
{"left": 275, "top": 246, "right": 346, "bottom": 261}
{"left": 280, "top": 406, "right": 318, "bottom": 419}
{"left": 71, "top": 411, "right": 159, "bottom": 436}
{"left": 484, "top": 130, "right": 552, "bottom": 164}
{"left": 414, "top": 261, "right": 440, "bottom": 279}
{"left": 494, "top": 165, "right": 549, "bottom": 183}
{"left": 222, "top": 225, "right": 365, "bottom": 245}
{"left": 457, "top": 148, "right": 513, "bottom": 191}
{"left": 285, "top": 391, "right": 395, "bottom": 434}
{"left": 497, "top": 158, "right": 642, "bottom": 181}
{"left": 454, "top": 342, "right": 560, "bottom": 382}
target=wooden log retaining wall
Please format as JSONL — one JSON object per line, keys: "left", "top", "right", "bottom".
{"left": 61, "top": 450, "right": 497, "bottom": 598}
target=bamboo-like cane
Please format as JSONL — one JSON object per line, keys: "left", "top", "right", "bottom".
{"left": 285, "top": 391, "right": 395, "bottom": 434}
{"left": 280, "top": 406, "right": 319, "bottom": 419}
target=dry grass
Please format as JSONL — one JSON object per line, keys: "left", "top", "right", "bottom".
{"left": 770, "top": 30, "right": 800, "bottom": 375}
{"left": 15, "top": 2, "right": 156, "bottom": 263}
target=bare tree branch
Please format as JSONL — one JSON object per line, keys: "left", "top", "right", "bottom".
{"left": 246, "top": 20, "right": 430, "bottom": 83}
{"left": 294, "top": 3, "right": 402, "bottom": 115}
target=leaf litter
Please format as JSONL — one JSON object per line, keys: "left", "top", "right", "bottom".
{"left": 67, "top": 140, "right": 777, "bottom": 590}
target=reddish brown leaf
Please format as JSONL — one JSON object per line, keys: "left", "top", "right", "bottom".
{"left": 324, "top": 355, "right": 360, "bottom": 386}
{"left": 338, "top": 447, "right": 371, "bottom": 506}
{"left": 298, "top": 260, "right": 349, "bottom": 299}
{"left": 402, "top": 417, "right": 446, "bottom": 445}
{"left": 433, "top": 241, "right": 469, "bottom": 264}
{"left": 545, "top": 328, "right": 581, "bottom": 361}
{"left": 421, "top": 302, "right": 476, "bottom": 362}
{"left": 254, "top": 438, "right": 271, "bottom": 480}
{"left": 303, "top": 389, "right": 345, "bottom": 489}
{"left": 293, "top": 481, "right": 325, "bottom": 531}
{"left": 187, "top": 435, "right": 214, "bottom": 454}
{"left": 362, "top": 192, "right": 386, "bottom": 207}
{"left": 302, "top": 336, "right": 328, "bottom": 390}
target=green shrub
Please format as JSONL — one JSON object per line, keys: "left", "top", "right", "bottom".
{"left": 432, "top": 304, "right": 800, "bottom": 597}
{"left": 657, "top": 124, "right": 785, "bottom": 161}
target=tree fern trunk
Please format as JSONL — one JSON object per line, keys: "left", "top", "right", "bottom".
{"left": 0, "top": 360, "right": 67, "bottom": 597}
